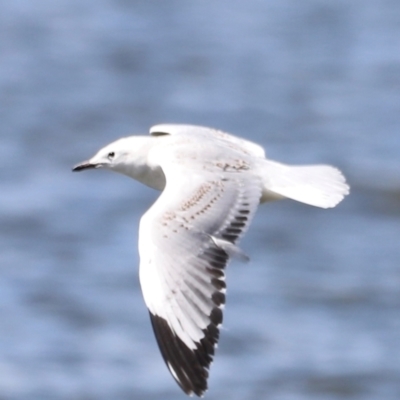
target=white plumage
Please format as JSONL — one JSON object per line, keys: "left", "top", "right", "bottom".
{"left": 73, "top": 124, "right": 349, "bottom": 397}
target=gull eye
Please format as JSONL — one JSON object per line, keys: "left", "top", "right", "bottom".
{"left": 107, "top": 151, "right": 115, "bottom": 160}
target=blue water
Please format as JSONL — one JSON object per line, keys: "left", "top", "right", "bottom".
{"left": 1, "top": 1, "right": 400, "bottom": 399}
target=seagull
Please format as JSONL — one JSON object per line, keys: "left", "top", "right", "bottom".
{"left": 72, "top": 124, "right": 349, "bottom": 397}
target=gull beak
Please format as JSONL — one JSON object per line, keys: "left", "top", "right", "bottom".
{"left": 72, "top": 161, "right": 98, "bottom": 172}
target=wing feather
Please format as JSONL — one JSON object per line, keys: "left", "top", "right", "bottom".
{"left": 138, "top": 163, "right": 261, "bottom": 396}
{"left": 150, "top": 124, "right": 266, "bottom": 158}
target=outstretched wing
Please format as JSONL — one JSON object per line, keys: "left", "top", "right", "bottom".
{"left": 150, "top": 124, "right": 266, "bottom": 158}
{"left": 138, "top": 163, "right": 261, "bottom": 396}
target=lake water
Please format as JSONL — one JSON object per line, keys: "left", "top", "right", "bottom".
{"left": 1, "top": 1, "right": 400, "bottom": 399}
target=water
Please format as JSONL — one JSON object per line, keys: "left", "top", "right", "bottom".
{"left": 1, "top": 1, "right": 400, "bottom": 399}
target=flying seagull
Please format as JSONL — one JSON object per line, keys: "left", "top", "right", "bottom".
{"left": 72, "top": 124, "right": 349, "bottom": 396}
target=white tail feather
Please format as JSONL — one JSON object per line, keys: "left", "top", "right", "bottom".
{"left": 260, "top": 160, "right": 349, "bottom": 208}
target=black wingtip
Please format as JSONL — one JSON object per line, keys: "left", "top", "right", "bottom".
{"left": 149, "top": 313, "right": 219, "bottom": 397}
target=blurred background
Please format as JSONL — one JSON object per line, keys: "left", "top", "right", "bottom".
{"left": 1, "top": 1, "right": 399, "bottom": 399}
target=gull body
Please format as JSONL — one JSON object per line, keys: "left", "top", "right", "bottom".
{"left": 73, "top": 124, "right": 349, "bottom": 397}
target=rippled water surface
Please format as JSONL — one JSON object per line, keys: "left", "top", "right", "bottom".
{"left": 1, "top": 1, "right": 400, "bottom": 399}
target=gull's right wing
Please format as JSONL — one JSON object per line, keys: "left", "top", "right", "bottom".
{"left": 138, "top": 162, "right": 261, "bottom": 396}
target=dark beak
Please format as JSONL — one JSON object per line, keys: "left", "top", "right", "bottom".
{"left": 72, "top": 161, "right": 97, "bottom": 172}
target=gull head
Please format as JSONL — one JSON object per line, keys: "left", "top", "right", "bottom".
{"left": 72, "top": 136, "right": 151, "bottom": 173}
{"left": 72, "top": 139, "right": 128, "bottom": 172}
{"left": 72, "top": 136, "right": 166, "bottom": 190}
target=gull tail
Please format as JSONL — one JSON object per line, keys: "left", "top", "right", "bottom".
{"left": 260, "top": 160, "right": 349, "bottom": 209}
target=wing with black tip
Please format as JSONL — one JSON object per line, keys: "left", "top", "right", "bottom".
{"left": 138, "top": 163, "right": 261, "bottom": 396}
